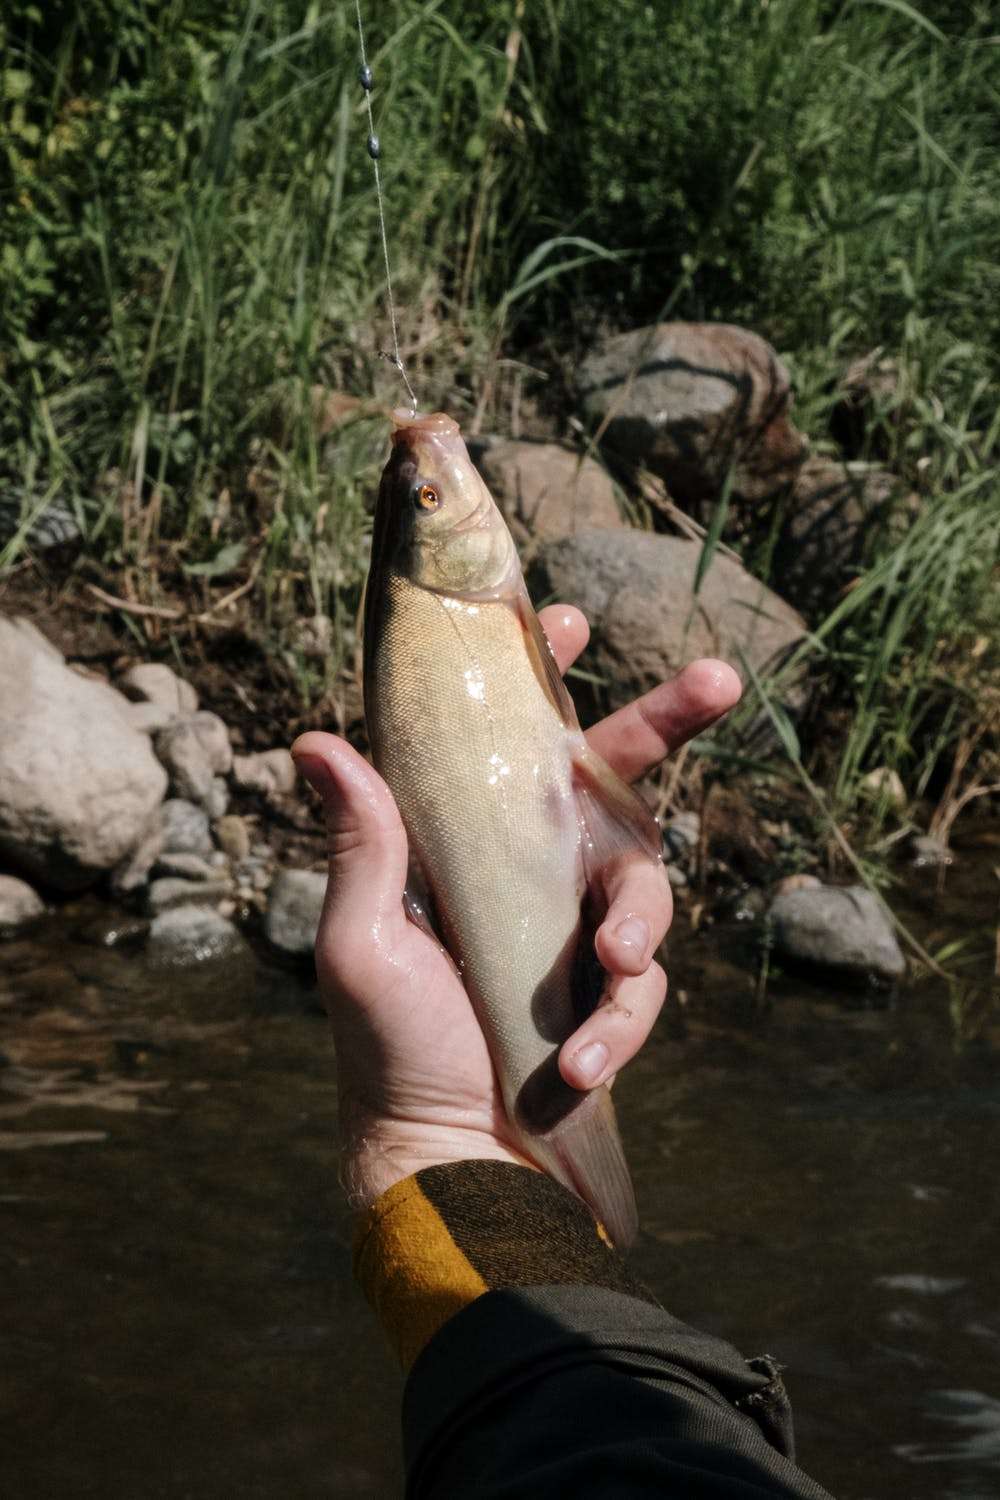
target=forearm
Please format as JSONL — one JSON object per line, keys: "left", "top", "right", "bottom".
{"left": 354, "top": 1161, "right": 836, "bottom": 1499}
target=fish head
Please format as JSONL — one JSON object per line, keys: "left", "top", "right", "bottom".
{"left": 376, "top": 409, "right": 516, "bottom": 596}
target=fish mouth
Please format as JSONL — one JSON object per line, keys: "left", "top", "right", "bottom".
{"left": 391, "top": 409, "right": 460, "bottom": 438}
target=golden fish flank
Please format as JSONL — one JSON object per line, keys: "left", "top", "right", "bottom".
{"left": 363, "top": 408, "right": 662, "bottom": 1246}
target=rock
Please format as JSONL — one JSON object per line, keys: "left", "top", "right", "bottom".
{"left": 232, "top": 748, "right": 297, "bottom": 798}
{"left": 769, "top": 458, "right": 907, "bottom": 616}
{"left": 831, "top": 348, "right": 901, "bottom": 456}
{"left": 122, "top": 700, "right": 176, "bottom": 735}
{"left": 206, "top": 776, "right": 229, "bottom": 820}
{"left": 264, "top": 869, "right": 327, "bottom": 956}
{"left": 215, "top": 815, "right": 251, "bottom": 862}
{"left": 0, "top": 616, "right": 168, "bottom": 891}
{"left": 531, "top": 530, "right": 806, "bottom": 713}
{"left": 0, "top": 874, "right": 45, "bottom": 934}
{"left": 909, "top": 835, "right": 953, "bottom": 870}
{"left": 663, "top": 811, "right": 701, "bottom": 861}
{"left": 152, "top": 851, "right": 219, "bottom": 881}
{"left": 155, "top": 712, "right": 231, "bottom": 805}
{"left": 148, "top": 906, "right": 246, "bottom": 966}
{"left": 291, "top": 614, "right": 334, "bottom": 661}
{"left": 470, "top": 439, "right": 622, "bottom": 547}
{"left": 578, "top": 323, "right": 807, "bottom": 507}
{"left": 0, "top": 495, "right": 81, "bottom": 554}
{"left": 161, "top": 799, "right": 213, "bottom": 856}
{"left": 116, "top": 662, "right": 198, "bottom": 716}
{"left": 146, "top": 877, "right": 233, "bottom": 914}
{"left": 859, "top": 766, "right": 906, "bottom": 812}
{"left": 77, "top": 913, "right": 149, "bottom": 950}
{"left": 768, "top": 883, "right": 905, "bottom": 983}
{"left": 666, "top": 863, "right": 688, "bottom": 890}
{"left": 773, "top": 873, "right": 822, "bottom": 898}
{"left": 109, "top": 810, "right": 165, "bottom": 895}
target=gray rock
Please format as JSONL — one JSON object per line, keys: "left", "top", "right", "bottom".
{"left": 109, "top": 810, "right": 165, "bottom": 895}
{"left": 910, "top": 835, "right": 953, "bottom": 870}
{"left": 859, "top": 766, "right": 906, "bottom": 812}
{"left": 665, "top": 863, "right": 688, "bottom": 890}
{"left": 773, "top": 873, "right": 822, "bottom": 898}
{"left": 148, "top": 905, "right": 246, "bottom": 966}
{"left": 0, "top": 495, "right": 81, "bottom": 553}
{"left": 205, "top": 776, "right": 229, "bottom": 820}
{"left": 0, "top": 873, "right": 45, "bottom": 934}
{"left": 663, "top": 811, "right": 700, "bottom": 861}
{"left": 116, "top": 662, "right": 198, "bottom": 716}
{"left": 154, "top": 712, "right": 231, "bottom": 805}
{"left": 152, "top": 851, "right": 218, "bottom": 882}
{"left": 161, "top": 799, "right": 213, "bottom": 856}
{"left": 0, "top": 616, "right": 168, "bottom": 891}
{"left": 215, "top": 815, "right": 251, "bottom": 862}
{"left": 471, "top": 439, "right": 622, "bottom": 547}
{"left": 768, "top": 883, "right": 905, "bottom": 983}
{"left": 121, "top": 700, "right": 176, "bottom": 735}
{"left": 264, "top": 869, "right": 327, "bottom": 956}
{"left": 578, "top": 322, "right": 807, "bottom": 507}
{"left": 147, "top": 876, "right": 232, "bottom": 914}
{"left": 531, "top": 530, "right": 805, "bottom": 713}
{"left": 232, "top": 748, "right": 297, "bottom": 798}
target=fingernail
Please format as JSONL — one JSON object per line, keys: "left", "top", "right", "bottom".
{"left": 574, "top": 1040, "right": 609, "bottom": 1085}
{"left": 614, "top": 915, "right": 649, "bottom": 957}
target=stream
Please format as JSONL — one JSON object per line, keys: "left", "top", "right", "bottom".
{"left": 2, "top": 831, "right": 998, "bottom": 1499}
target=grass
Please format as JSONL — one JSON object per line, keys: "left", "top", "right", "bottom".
{"left": 1, "top": 0, "right": 998, "bottom": 836}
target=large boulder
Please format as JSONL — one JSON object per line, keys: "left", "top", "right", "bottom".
{"left": 470, "top": 438, "right": 623, "bottom": 547}
{"left": 530, "top": 529, "right": 805, "bottom": 712}
{"left": 0, "top": 617, "right": 168, "bottom": 890}
{"left": 768, "top": 883, "right": 905, "bottom": 984}
{"left": 578, "top": 322, "right": 807, "bottom": 509}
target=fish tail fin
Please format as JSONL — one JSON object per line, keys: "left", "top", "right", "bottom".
{"left": 520, "top": 1085, "right": 637, "bottom": 1248}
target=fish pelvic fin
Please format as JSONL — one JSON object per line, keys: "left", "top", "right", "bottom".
{"left": 518, "top": 1084, "right": 637, "bottom": 1249}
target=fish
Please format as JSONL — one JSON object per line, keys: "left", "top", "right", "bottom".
{"left": 362, "top": 408, "right": 662, "bottom": 1245}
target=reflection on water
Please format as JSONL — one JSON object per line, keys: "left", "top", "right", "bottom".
{"left": 1, "top": 836, "right": 997, "bottom": 1499}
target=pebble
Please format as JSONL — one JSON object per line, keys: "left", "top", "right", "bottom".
{"left": 205, "top": 776, "right": 229, "bottom": 820}
{"left": 148, "top": 906, "right": 246, "bottom": 966}
{"left": 109, "top": 812, "right": 164, "bottom": 895}
{"left": 264, "top": 869, "right": 327, "bottom": 956}
{"left": 666, "top": 864, "right": 688, "bottom": 890}
{"left": 146, "top": 877, "right": 232, "bottom": 914}
{"left": 859, "top": 766, "right": 906, "bottom": 811}
{"left": 663, "top": 811, "right": 700, "bottom": 862}
{"left": 152, "top": 852, "right": 218, "bottom": 882}
{"left": 215, "top": 814, "right": 251, "bottom": 862}
{"left": 116, "top": 662, "right": 198, "bottom": 716}
{"left": 161, "top": 799, "right": 213, "bottom": 856}
{"left": 232, "top": 749, "right": 297, "bottom": 798}
{"left": 0, "top": 874, "right": 45, "bottom": 935}
{"left": 910, "top": 834, "right": 953, "bottom": 869}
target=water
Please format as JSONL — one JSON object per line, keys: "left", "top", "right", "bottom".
{"left": 1, "top": 840, "right": 997, "bottom": 1500}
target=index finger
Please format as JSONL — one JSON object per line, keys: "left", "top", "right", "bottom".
{"left": 585, "top": 659, "right": 742, "bottom": 784}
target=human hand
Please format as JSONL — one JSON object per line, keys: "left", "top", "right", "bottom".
{"left": 292, "top": 606, "right": 741, "bottom": 1208}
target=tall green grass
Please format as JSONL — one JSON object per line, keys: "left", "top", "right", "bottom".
{"left": 2, "top": 0, "right": 998, "bottom": 811}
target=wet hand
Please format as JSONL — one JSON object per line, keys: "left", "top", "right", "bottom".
{"left": 292, "top": 605, "right": 740, "bottom": 1206}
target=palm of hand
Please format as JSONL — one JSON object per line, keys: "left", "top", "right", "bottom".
{"left": 294, "top": 606, "right": 741, "bottom": 1206}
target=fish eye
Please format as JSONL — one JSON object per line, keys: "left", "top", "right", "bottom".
{"left": 412, "top": 482, "right": 440, "bottom": 513}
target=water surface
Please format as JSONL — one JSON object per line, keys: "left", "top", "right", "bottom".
{"left": 2, "top": 840, "right": 997, "bottom": 1498}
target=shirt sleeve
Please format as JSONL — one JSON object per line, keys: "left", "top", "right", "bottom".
{"left": 354, "top": 1160, "right": 837, "bottom": 1500}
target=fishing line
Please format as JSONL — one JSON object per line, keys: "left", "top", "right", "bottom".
{"left": 354, "top": 0, "right": 418, "bottom": 415}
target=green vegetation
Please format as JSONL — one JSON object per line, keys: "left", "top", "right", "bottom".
{"left": 2, "top": 0, "right": 998, "bottom": 833}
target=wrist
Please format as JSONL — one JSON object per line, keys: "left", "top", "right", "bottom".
{"left": 342, "top": 1120, "right": 531, "bottom": 1209}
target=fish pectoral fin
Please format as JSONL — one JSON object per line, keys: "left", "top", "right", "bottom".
{"left": 402, "top": 865, "right": 461, "bottom": 975}
{"left": 571, "top": 743, "right": 662, "bottom": 883}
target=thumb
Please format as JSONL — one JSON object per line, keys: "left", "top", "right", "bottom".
{"left": 290, "top": 732, "right": 409, "bottom": 990}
